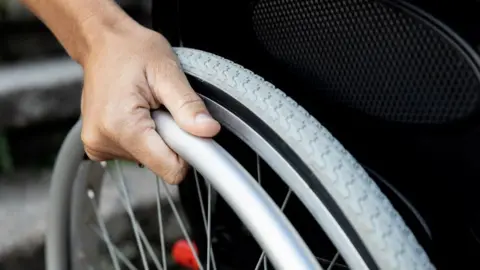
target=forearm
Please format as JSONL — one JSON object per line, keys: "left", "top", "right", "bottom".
{"left": 20, "top": 0, "right": 138, "bottom": 65}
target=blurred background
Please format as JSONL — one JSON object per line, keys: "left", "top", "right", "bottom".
{"left": 0, "top": 0, "right": 151, "bottom": 268}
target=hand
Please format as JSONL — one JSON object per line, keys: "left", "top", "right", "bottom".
{"left": 80, "top": 23, "right": 221, "bottom": 184}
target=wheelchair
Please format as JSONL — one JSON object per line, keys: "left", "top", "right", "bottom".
{"left": 46, "top": 0, "right": 480, "bottom": 269}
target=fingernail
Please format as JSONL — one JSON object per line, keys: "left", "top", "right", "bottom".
{"left": 195, "top": 113, "right": 217, "bottom": 124}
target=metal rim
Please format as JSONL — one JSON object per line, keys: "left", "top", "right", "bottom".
{"left": 49, "top": 96, "right": 372, "bottom": 270}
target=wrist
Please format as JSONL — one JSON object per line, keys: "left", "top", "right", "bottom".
{"left": 74, "top": 4, "right": 140, "bottom": 66}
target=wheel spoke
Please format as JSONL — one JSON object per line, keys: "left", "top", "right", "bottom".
{"left": 327, "top": 252, "right": 340, "bottom": 270}
{"left": 137, "top": 222, "right": 164, "bottom": 270}
{"left": 90, "top": 225, "right": 139, "bottom": 270}
{"left": 194, "top": 170, "right": 218, "bottom": 270}
{"left": 87, "top": 189, "right": 122, "bottom": 270}
{"left": 155, "top": 176, "right": 168, "bottom": 270}
{"left": 110, "top": 160, "right": 150, "bottom": 270}
{"left": 256, "top": 155, "right": 268, "bottom": 270}
{"left": 253, "top": 188, "right": 292, "bottom": 270}
{"left": 206, "top": 181, "right": 214, "bottom": 270}
{"left": 111, "top": 162, "right": 167, "bottom": 269}
{"left": 159, "top": 177, "right": 204, "bottom": 270}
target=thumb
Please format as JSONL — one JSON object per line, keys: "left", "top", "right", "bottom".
{"left": 148, "top": 59, "right": 221, "bottom": 137}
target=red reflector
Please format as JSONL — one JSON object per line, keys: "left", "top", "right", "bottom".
{"left": 171, "top": 239, "right": 200, "bottom": 270}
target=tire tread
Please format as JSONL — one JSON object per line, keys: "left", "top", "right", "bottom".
{"left": 175, "top": 47, "right": 434, "bottom": 270}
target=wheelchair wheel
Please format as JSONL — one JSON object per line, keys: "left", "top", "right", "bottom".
{"left": 46, "top": 48, "right": 434, "bottom": 270}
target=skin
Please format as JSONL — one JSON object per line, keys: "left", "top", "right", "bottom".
{"left": 20, "top": 0, "right": 221, "bottom": 184}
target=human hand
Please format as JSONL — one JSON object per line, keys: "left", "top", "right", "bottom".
{"left": 80, "top": 22, "right": 221, "bottom": 184}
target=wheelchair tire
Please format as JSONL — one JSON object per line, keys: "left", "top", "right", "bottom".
{"left": 174, "top": 48, "right": 433, "bottom": 270}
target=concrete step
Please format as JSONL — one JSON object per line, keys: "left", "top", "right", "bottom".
{"left": 0, "top": 57, "right": 83, "bottom": 129}
{"left": 1, "top": 0, "right": 151, "bottom": 62}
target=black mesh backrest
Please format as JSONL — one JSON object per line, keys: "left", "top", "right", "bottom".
{"left": 176, "top": 0, "right": 480, "bottom": 127}
{"left": 251, "top": 0, "right": 480, "bottom": 124}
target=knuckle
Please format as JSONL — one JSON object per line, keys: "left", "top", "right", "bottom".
{"left": 84, "top": 146, "right": 108, "bottom": 162}
{"left": 163, "top": 169, "right": 187, "bottom": 185}
{"left": 99, "top": 111, "right": 133, "bottom": 145}
{"left": 158, "top": 58, "right": 181, "bottom": 76}
{"left": 161, "top": 157, "right": 188, "bottom": 185}
{"left": 100, "top": 113, "right": 120, "bottom": 136}
{"left": 179, "top": 92, "right": 204, "bottom": 110}
{"left": 148, "top": 58, "right": 180, "bottom": 84}
{"left": 81, "top": 126, "right": 102, "bottom": 149}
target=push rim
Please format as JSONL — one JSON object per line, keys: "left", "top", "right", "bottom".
{"left": 47, "top": 95, "right": 374, "bottom": 270}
